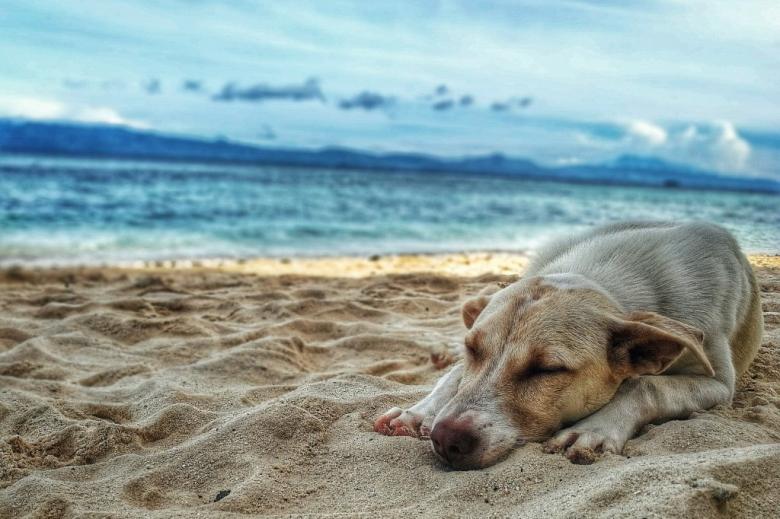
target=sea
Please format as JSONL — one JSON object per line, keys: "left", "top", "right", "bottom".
{"left": 0, "top": 155, "right": 778, "bottom": 266}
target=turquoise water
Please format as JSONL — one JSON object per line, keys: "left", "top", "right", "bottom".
{"left": 0, "top": 155, "right": 777, "bottom": 265}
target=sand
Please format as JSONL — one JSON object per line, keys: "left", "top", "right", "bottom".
{"left": 0, "top": 252, "right": 778, "bottom": 518}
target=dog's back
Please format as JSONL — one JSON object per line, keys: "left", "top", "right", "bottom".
{"left": 528, "top": 221, "right": 762, "bottom": 375}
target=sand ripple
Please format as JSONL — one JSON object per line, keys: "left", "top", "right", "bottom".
{"left": 0, "top": 255, "right": 778, "bottom": 517}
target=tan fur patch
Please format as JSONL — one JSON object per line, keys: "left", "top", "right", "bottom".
{"left": 459, "top": 281, "right": 625, "bottom": 439}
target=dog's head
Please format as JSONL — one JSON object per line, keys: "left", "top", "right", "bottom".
{"left": 430, "top": 274, "right": 713, "bottom": 469}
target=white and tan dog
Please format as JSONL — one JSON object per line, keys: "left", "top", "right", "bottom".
{"left": 374, "top": 221, "right": 763, "bottom": 469}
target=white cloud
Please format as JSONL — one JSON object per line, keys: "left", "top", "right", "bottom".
{"left": 0, "top": 96, "right": 66, "bottom": 119}
{"left": 617, "top": 119, "right": 751, "bottom": 173}
{"left": 673, "top": 121, "right": 750, "bottom": 172}
{"left": 626, "top": 120, "right": 667, "bottom": 146}
{"left": 73, "top": 106, "right": 148, "bottom": 128}
{"left": 0, "top": 95, "right": 148, "bottom": 129}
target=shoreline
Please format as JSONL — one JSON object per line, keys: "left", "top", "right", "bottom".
{"left": 2, "top": 251, "right": 779, "bottom": 279}
{"left": 0, "top": 251, "right": 532, "bottom": 279}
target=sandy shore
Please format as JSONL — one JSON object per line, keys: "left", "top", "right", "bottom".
{"left": 0, "top": 253, "right": 778, "bottom": 518}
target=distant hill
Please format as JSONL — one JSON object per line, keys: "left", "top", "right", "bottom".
{"left": 1, "top": 118, "right": 777, "bottom": 194}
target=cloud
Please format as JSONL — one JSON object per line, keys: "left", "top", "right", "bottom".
{"left": 77, "top": 107, "right": 148, "bottom": 127}
{"left": 213, "top": 78, "right": 324, "bottom": 103}
{"left": 459, "top": 95, "right": 474, "bottom": 107}
{"left": 617, "top": 119, "right": 751, "bottom": 172}
{"left": 0, "top": 95, "right": 148, "bottom": 128}
{"left": 338, "top": 91, "right": 395, "bottom": 111}
{"left": 432, "top": 99, "right": 454, "bottom": 111}
{"left": 144, "top": 79, "right": 161, "bottom": 95}
{"left": 430, "top": 93, "right": 474, "bottom": 111}
{"left": 626, "top": 120, "right": 667, "bottom": 146}
{"left": 673, "top": 121, "right": 750, "bottom": 171}
{"left": 182, "top": 80, "right": 203, "bottom": 93}
{"left": 491, "top": 97, "right": 533, "bottom": 112}
{"left": 425, "top": 87, "right": 473, "bottom": 111}
{"left": 0, "top": 96, "right": 66, "bottom": 120}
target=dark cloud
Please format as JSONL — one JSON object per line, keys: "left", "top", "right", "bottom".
{"left": 144, "top": 79, "right": 161, "bottom": 94}
{"left": 213, "top": 78, "right": 324, "bottom": 103}
{"left": 432, "top": 99, "right": 455, "bottom": 111}
{"left": 182, "top": 80, "right": 203, "bottom": 93}
{"left": 419, "top": 84, "right": 451, "bottom": 102}
{"left": 427, "top": 92, "right": 475, "bottom": 111}
{"left": 338, "top": 91, "right": 395, "bottom": 111}
{"left": 491, "top": 96, "right": 533, "bottom": 112}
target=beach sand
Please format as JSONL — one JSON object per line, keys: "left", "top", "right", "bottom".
{"left": 1, "top": 252, "right": 778, "bottom": 518}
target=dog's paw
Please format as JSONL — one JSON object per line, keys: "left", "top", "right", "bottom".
{"left": 543, "top": 427, "right": 623, "bottom": 465}
{"left": 373, "top": 407, "right": 431, "bottom": 438}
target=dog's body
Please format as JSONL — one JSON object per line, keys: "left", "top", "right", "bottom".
{"left": 375, "top": 221, "right": 762, "bottom": 468}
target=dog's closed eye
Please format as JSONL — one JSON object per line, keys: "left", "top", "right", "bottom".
{"left": 524, "top": 364, "right": 570, "bottom": 378}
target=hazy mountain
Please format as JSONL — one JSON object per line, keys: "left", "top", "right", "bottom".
{"left": 1, "top": 119, "right": 777, "bottom": 194}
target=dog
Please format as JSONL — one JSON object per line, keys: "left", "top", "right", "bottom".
{"left": 374, "top": 221, "right": 763, "bottom": 469}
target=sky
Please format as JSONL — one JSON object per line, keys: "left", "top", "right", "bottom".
{"left": 0, "top": 0, "right": 779, "bottom": 177}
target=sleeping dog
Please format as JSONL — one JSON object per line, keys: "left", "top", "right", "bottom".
{"left": 374, "top": 221, "right": 763, "bottom": 469}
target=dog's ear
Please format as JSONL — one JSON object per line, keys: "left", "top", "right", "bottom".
{"left": 608, "top": 311, "right": 714, "bottom": 377}
{"left": 462, "top": 296, "right": 490, "bottom": 329}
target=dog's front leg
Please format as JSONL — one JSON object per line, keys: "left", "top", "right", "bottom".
{"left": 544, "top": 373, "right": 733, "bottom": 464}
{"left": 374, "top": 362, "right": 464, "bottom": 438}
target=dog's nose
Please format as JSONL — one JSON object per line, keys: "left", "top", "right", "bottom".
{"left": 430, "top": 417, "right": 479, "bottom": 466}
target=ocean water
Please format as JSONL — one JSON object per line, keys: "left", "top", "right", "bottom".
{"left": 0, "top": 155, "right": 778, "bottom": 266}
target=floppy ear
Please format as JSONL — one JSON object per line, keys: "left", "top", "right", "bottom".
{"left": 608, "top": 311, "right": 714, "bottom": 378}
{"left": 462, "top": 296, "right": 490, "bottom": 329}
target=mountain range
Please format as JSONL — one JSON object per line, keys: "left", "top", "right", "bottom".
{"left": 0, "top": 118, "right": 777, "bottom": 194}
